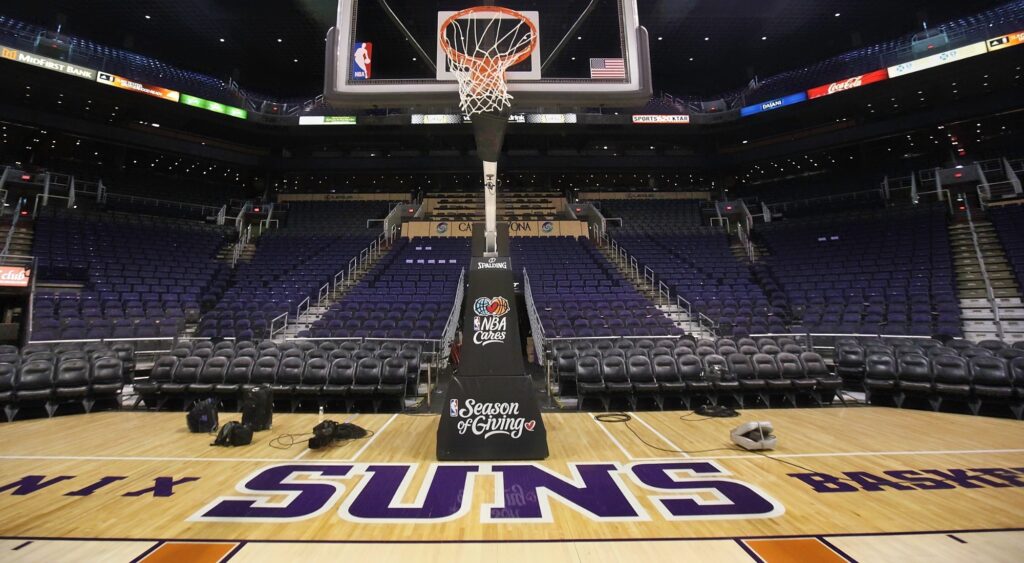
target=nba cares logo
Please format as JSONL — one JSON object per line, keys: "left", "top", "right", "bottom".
{"left": 473, "top": 296, "right": 510, "bottom": 317}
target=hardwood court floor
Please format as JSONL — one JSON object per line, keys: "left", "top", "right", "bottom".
{"left": 0, "top": 407, "right": 1022, "bottom": 562}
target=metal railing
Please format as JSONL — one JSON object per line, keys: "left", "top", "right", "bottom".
{"left": 597, "top": 230, "right": 718, "bottom": 337}
{"left": 231, "top": 224, "right": 253, "bottom": 268}
{"left": 963, "top": 203, "right": 1004, "bottom": 340}
{"left": 269, "top": 312, "right": 289, "bottom": 340}
{"left": 0, "top": 199, "right": 24, "bottom": 260}
{"left": 103, "top": 192, "right": 223, "bottom": 219}
{"left": 523, "top": 268, "right": 547, "bottom": 368}
{"left": 235, "top": 201, "right": 252, "bottom": 233}
{"left": 437, "top": 267, "right": 466, "bottom": 371}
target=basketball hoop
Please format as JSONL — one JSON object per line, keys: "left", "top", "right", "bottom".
{"left": 440, "top": 6, "right": 538, "bottom": 116}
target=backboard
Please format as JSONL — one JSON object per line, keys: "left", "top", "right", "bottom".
{"left": 324, "top": 0, "right": 651, "bottom": 109}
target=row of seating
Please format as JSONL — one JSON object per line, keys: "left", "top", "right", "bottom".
{"left": 137, "top": 354, "right": 412, "bottom": 413}
{"left": 570, "top": 351, "right": 838, "bottom": 411}
{"left": 0, "top": 357, "right": 126, "bottom": 421}
{"left": 859, "top": 353, "right": 1024, "bottom": 417}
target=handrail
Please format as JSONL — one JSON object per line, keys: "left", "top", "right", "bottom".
{"left": 598, "top": 231, "right": 717, "bottom": 337}
{"left": 269, "top": 312, "right": 289, "bottom": 339}
{"left": 0, "top": 198, "right": 24, "bottom": 260}
{"left": 438, "top": 267, "right": 466, "bottom": 370}
{"left": 231, "top": 224, "right": 253, "bottom": 268}
{"left": 104, "top": 191, "right": 222, "bottom": 217}
{"left": 235, "top": 201, "right": 252, "bottom": 233}
{"left": 963, "top": 203, "right": 1004, "bottom": 340}
{"left": 317, "top": 283, "right": 330, "bottom": 308}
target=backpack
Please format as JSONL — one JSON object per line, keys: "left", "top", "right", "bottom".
{"left": 241, "top": 385, "right": 273, "bottom": 431}
{"left": 186, "top": 399, "right": 219, "bottom": 433}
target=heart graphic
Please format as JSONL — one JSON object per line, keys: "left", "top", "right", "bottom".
{"left": 487, "top": 301, "right": 502, "bottom": 314}
{"left": 524, "top": 420, "right": 536, "bottom": 432}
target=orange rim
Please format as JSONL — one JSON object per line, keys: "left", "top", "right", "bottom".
{"left": 439, "top": 6, "right": 538, "bottom": 69}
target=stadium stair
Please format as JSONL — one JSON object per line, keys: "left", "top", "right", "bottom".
{"left": 951, "top": 218, "right": 1023, "bottom": 341}
{"left": 595, "top": 242, "right": 714, "bottom": 340}
{"left": 280, "top": 238, "right": 395, "bottom": 339}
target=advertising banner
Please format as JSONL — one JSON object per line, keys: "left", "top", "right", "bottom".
{"left": 807, "top": 69, "right": 888, "bottom": 99}
{"left": 352, "top": 42, "right": 372, "bottom": 79}
{"left": 887, "top": 41, "right": 987, "bottom": 77}
{"left": 97, "top": 71, "right": 180, "bottom": 102}
{"left": 180, "top": 93, "right": 247, "bottom": 119}
{"left": 298, "top": 115, "right": 358, "bottom": 126}
{"left": 0, "top": 266, "right": 30, "bottom": 287}
{"left": 740, "top": 92, "right": 807, "bottom": 117}
{"left": 631, "top": 114, "right": 691, "bottom": 124}
{"left": 986, "top": 30, "right": 1024, "bottom": 52}
{"left": 0, "top": 46, "right": 96, "bottom": 80}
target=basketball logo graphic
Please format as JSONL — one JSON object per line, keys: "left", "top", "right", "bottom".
{"left": 473, "top": 296, "right": 510, "bottom": 317}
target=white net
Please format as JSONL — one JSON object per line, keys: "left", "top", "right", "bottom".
{"left": 442, "top": 10, "right": 537, "bottom": 116}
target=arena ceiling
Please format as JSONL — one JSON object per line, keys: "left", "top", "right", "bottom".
{"left": 2, "top": 0, "right": 1006, "bottom": 98}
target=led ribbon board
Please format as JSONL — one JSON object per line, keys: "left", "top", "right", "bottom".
{"left": 740, "top": 92, "right": 808, "bottom": 117}
{"left": 180, "top": 94, "right": 248, "bottom": 119}
{"left": 0, "top": 46, "right": 96, "bottom": 80}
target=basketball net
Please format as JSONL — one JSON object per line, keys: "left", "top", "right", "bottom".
{"left": 440, "top": 7, "right": 538, "bottom": 116}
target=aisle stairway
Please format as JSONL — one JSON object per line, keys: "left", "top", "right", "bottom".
{"left": 595, "top": 243, "right": 715, "bottom": 340}
{"left": 950, "top": 218, "right": 1024, "bottom": 341}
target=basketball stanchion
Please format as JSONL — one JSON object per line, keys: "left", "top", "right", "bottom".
{"left": 435, "top": 6, "right": 548, "bottom": 461}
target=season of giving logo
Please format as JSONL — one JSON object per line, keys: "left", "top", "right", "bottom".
{"left": 450, "top": 398, "right": 537, "bottom": 439}
{"left": 472, "top": 296, "right": 510, "bottom": 346}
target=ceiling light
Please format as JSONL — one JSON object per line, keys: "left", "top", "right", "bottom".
{"left": 704, "top": 36, "right": 710, "bottom": 41}
{"left": 219, "top": 38, "right": 225, "bottom": 43}
{"left": 145, "top": 15, "right": 151, "bottom": 20}
{"left": 834, "top": 12, "right": 841, "bottom": 17}
{"left": 761, "top": 36, "right": 767, "bottom": 41}
{"left": 277, "top": 38, "right": 283, "bottom": 43}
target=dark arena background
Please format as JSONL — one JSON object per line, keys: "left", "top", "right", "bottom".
{"left": 0, "top": 1, "right": 1023, "bottom": 561}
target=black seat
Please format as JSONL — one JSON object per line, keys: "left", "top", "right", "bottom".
{"left": 134, "top": 356, "right": 177, "bottom": 408}
{"left": 216, "top": 357, "right": 254, "bottom": 397}
{"left": 163, "top": 357, "right": 205, "bottom": 397}
{"left": 0, "top": 364, "right": 15, "bottom": 421}
{"left": 802, "top": 352, "right": 840, "bottom": 405}
{"left": 704, "top": 354, "right": 738, "bottom": 405}
{"left": 756, "top": 353, "right": 789, "bottom": 399}
{"left": 247, "top": 356, "right": 278, "bottom": 386}
{"left": 652, "top": 355, "right": 682, "bottom": 409}
{"left": 977, "top": 339, "right": 1007, "bottom": 353}
{"left": 295, "top": 358, "right": 330, "bottom": 410}
{"left": 272, "top": 357, "right": 305, "bottom": 397}
{"left": 235, "top": 340, "right": 256, "bottom": 351}
{"left": 16, "top": 360, "right": 54, "bottom": 402}
{"left": 191, "top": 356, "right": 229, "bottom": 394}
{"left": 49, "top": 359, "right": 90, "bottom": 416}
{"left": 970, "top": 356, "right": 1013, "bottom": 417}
{"left": 378, "top": 357, "right": 408, "bottom": 411}
{"left": 575, "top": 356, "right": 604, "bottom": 410}
{"left": 728, "top": 353, "right": 763, "bottom": 407}
{"left": 960, "top": 347, "right": 993, "bottom": 360}
{"left": 834, "top": 344, "right": 866, "bottom": 381}
{"left": 931, "top": 355, "right": 971, "bottom": 412}
{"left": 601, "top": 356, "right": 631, "bottom": 409}
{"left": 324, "top": 358, "right": 356, "bottom": 410}
{"left": 90, "top": 357, "right": 123, "bottom": 404}
{"left": 896, "top": 353, "right": 932, "bottom": 407}
{"left": 864, "top": 353, "right": 898, "bottom": 403}
{"left": 259, "top": 347, "right": 283, "bottom": 360}
{"left": 350, "top": 358, "right": 383, "bottom": 404}
{"left": 675, "top": 355, "right": 707, "bottom": 407}
{"left": 627, "top": 355, "right": 656, "bottom": 409}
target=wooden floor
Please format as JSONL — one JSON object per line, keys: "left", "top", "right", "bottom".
{"left": 0, "top": 407, "right": 1023, "bottom": 562}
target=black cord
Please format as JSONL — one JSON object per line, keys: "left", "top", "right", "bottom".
{"left": 593, "top": 412, "right": 926, "bottom": 487}
{"left": 268, "top": 427, "right": 375, "bottom": 449}
{"left": 269, "top": 433, "right": 315, "bottom": 449}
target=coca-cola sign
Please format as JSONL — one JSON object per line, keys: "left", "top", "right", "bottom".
{"left": 0, "top": 266, "right": 30, "bottom": 287}
{"left": 807, "top": 69, "right": 888, "bottom": 99}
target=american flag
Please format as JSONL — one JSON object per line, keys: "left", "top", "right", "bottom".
{"left": 590, "top": 58, "right": 625, "bottom": 79}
